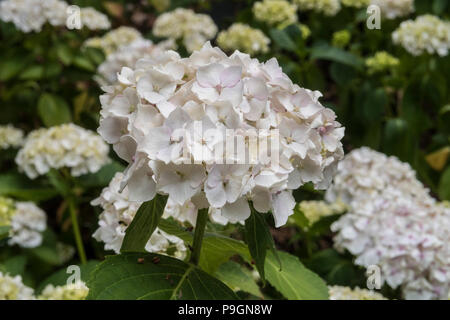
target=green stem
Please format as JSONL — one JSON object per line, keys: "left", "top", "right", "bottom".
{"left": 68, "top": 197, "right": 87, "bottom": 264}
{"left": 189, "top": 208, "right": 208, "bottom": 266}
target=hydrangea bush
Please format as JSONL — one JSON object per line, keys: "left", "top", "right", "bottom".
{"left": 0, "top": 0, "right": 449, "bottom": 301}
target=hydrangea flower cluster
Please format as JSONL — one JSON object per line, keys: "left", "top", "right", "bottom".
{"left": 78, "top": 7, "right": 111, "bottom": 30}
{"left": 38, "top": 281, "right": 89, "bottom": 300}
{"left": 0, "top": 125, "right": 24, "bottom": 149}
{"left": 16, "top": 123, "right": 110, "bottom": 179}
{"left": 84, "top": 26, "right": 143, "bottom": 56}
{"left": 328, "top": 286, "right": 387, "bottom": 300}
{"left": 296, "top": 200, "right": 346, "bottom": 226}
{"left": 332, "top": 30, "right": 351, "bottom": 48}
{"left": 95, "top": 38, "right": 176, "bottom": 86}
{"left": 0, "top": 0, "right": 110, "bottom": 32}
{"left": 0, "top": 272, "right": 35, "bottom": 300}
{"left": 217, "top": 23, "right": 270, "bottom": 55}
{"left": 365, "top": 51, "right": 399, "bottom": 74}
{"left": 253, "top": 0, "right": 298, "bottom": 26}
{"left": 98, "top": 42, "right": 345, "bottom": 227}
{"left": 0, "top": 197, "right": 47, "bottom": 248}
{"left": 293, "top": 0, "right": 341, "bottom": 16}
{"left": 341, "top": 0, "right": 370, "bottom": 8}
{"left": 92, "top": 172, "right": 187, "bottom": 258}
{"left": 152, "top": 8, "right": 218, "bottom": 53}
{"left": 7, "top": 201, "right": 47, "bottom": 248}
{"left": 370, "top": 0, "right": 414, "bottom": 19}
{"left": 327, "top": 147, "right": 450, "bottom": 300}
{"left": 392, "top": 15, "right": 450, "bottom": 57}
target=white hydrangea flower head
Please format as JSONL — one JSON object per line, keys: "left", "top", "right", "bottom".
{"left": 84, "top": 26, "right": 143, "bottom": 56}
{"left": 392, "top": 15, "right": 450, "bottom": 57}
{"left": 96, "top": 38, "right": 176, "bottom": 86}
{"left": 7, "top": 201, "right": 47, "bottom": 248}
{"left": 328, "top": 147, "right": 450, "bottom": 300}
{"left": 341, "top": 0, "right": 370, "bottom": 8}
{"left": 98, "top": 42, "right": 344, "bottom": 227}
{"left": 293, "top": 0, "right": 341, "bottom": 16}
{"left": 15, "top": 123, "right": 110, "bottom": 179}
{"left": 370, "top": 0, "right": 414, "bottom": 19}
{"left": 253, "top": 0, "right": 298, "bottom": 26}
{"left": 92, "top": 172, "right": 187, "bottom": 258}
{"left": 0, "top": 0, "right": 110, "bottom": 32}
{"left": 79, "top": 7, "right": 111, "bottom": 30}
{"left": 217, "top": 23, "right": 270, "bottom": 55}
{"left": 0, "top": 272, "right": 35, "bottom": 300}
{"left": 0, "top": 196, "right": 16, "bottom": 227}
{"left": 0, "top": 124, "right": 24, "bottom": 149}
{"left": 328, "top": 286, "right": 387, "bottom": 300}
{"left": 38, "top": 281, "right": 88, "bottom": 300}
{"left": 365, "top": 51, "right": 399, "bottom": 74}
{"left": 296, "top": 200, "right": 347, "bottom": 226}
{"left": 0, "top": 0, "right": 49, "bottom": 32}
{"left": 153, "top": 8, "right": 217, "bottom": 53}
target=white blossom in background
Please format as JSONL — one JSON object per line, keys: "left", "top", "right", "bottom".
{"left": 92, "top": 172, "right": 187, "bottom": 258}
{"left": 217, "top": 23, "right": 270, "bottom": 55}
{"left": 253, "top": 0, "right": 298, "bottom": 26}
{"left": 392, "top": 15, "right": 450, "bottom": 57}
{"left": 328, "top": 286, "right": 387, "bottom": 300}
{"left": 95, "top": 38, "right": 176, "bottom": 86}
{"left": 0, "top": 0, "right": 110, "bottom": 32}
{"left": 296, "top": 200, "right": 347, "bottom": 226}
{"left": 0, "top": 272, "right": 35, "bottom": 300}
{"left": 341, "top": 0, "right": 370, "bottom": 8}
{"left": 0, "top": 197, "right": 47, "bottom": 248}
{"left": 38, "top": 281, "right": 88, "bottom": 300}
{"left": 328, "top": 147, "right": 450, "bottom": 300}
{"left": 153, "top": 8, "right": 217, "bottom": 53}
{"left": 84, "top": 26, "right": 143, "bottom": 56}
{"left": 293, "top": 0, "right": 341, "bottom": 16}
{"left": 97, "top": 42, "right": 344, "bottom": 227}
{"left": 79, "top": 7, "right": 111, "bottom": 30}
{"left": 0, "top": 124, "right": 24, "bottom": 149}
{"left": 8, "top": 201, "right": 47, "bottom": 248}
{"left": 16, "top": 123, "right": 110, "bottom": 179}
{"left": 370, "top": 0, "right": 414, "bottom": 19}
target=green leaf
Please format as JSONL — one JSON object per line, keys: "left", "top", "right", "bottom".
{"left": 1, "top": 255, "right": 27, "bottom": 276}
{"left": 121, "top": 194, "right": 168, "bottom": 253}
{"left": 47, "top": 169, "right": 71, "bottom": 197}
{"left": 215, "top": 261, "right": 262, "bottom": 298}
{"left": 56, "top": 44, "right": 74, "bottom": 65}
{"left": 19, "top": 65, "right": 45, "bottom": 80}
{"left": 0, "top": 226, "right": 11, "bottom": 240}
{"left": 244, "top": 210, "right": 276, "bottom": 281}
{"left": 86, "top": 253, "right": 238, "bottom": 300}
{"left": 438, "top": 166, "right": 450, "bottom": 200}
{"left": 37, "top": 260, "right": 99, "bottom": 293}
{"left": 269, "top": 28, "right": 297, "bottom": 52}
{"left": 158, "top": 218, "right": 250, "bottom": 274}
{"left": 37, "top": 93, "right": 72, "bottom": 127}
{"left": 0, "top": 56, "right": 28, "bottom": 81}
{"left": 310, "top": 45, "right": 364, "bottom": 69}
{"left": 0, "top": 173, "right": 58, "bottom": 202}
{"left": 265, "top": 251, "right": 329, "bottom": 300}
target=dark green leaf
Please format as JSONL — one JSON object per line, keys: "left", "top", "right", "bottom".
{"left": 37, "top": 93, "right": 72, "bottom": 127}
{"left": 121, "top": 194, "right": 168, "bottom": 253}
{"left": 87, "top": 253, "right": 238, "bottom": 300}
{"left": 215, "top": 261, "right": 262, "bottom": 298}
{"left": 310, "top": 45, "right": 364, "bottom": 69}
{"left": 265, "top": 251, "right": 329, "bottom": 300}
{"left": 439, "top": 166, "right": 450, "bottom": 200}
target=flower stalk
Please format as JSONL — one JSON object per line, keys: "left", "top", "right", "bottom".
{"left": 189, "top": 208, "right": 209, "bottom": 266}
{"left": 68, "top": 197, "right": 87, "bottom": 264}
